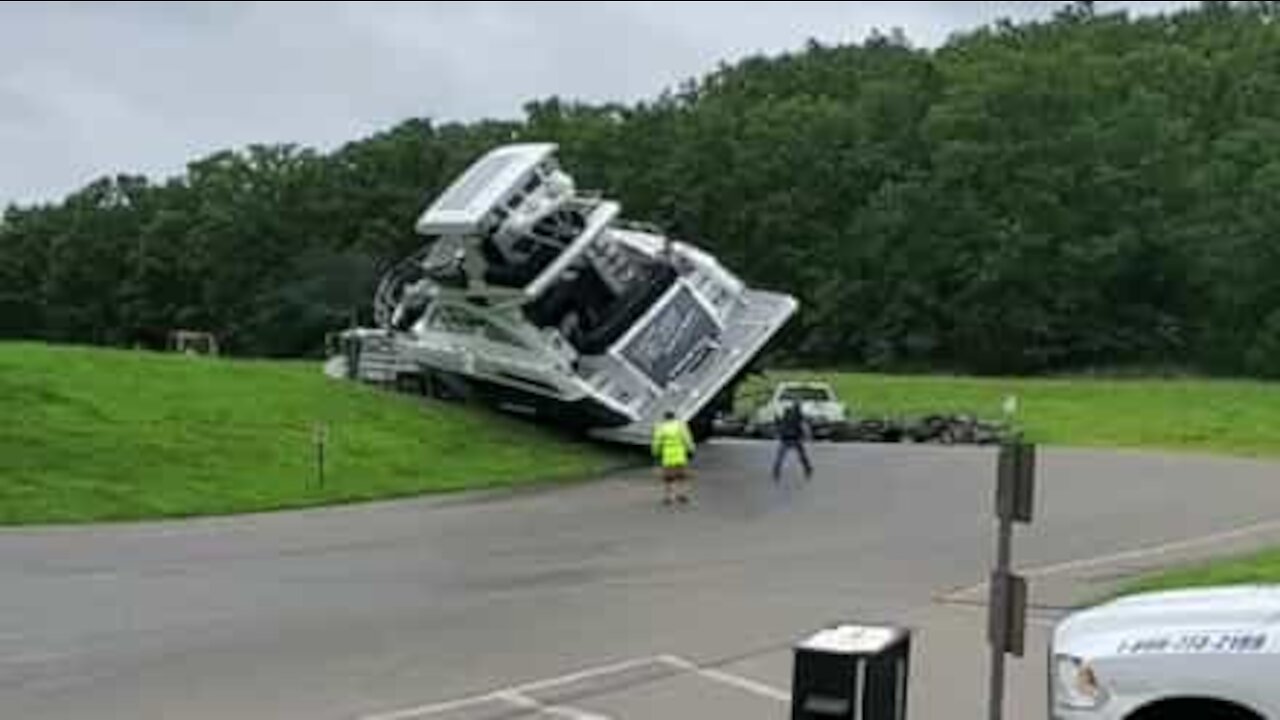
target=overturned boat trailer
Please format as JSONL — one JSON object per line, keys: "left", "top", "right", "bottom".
{"left": 326, "top": 143, "right": 796, "bottom": 444}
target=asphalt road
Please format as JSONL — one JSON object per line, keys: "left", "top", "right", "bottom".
{"left": 5, "top": 441, "right": 1280, "bottom": 719}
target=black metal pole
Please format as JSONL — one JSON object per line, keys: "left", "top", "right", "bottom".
{"left": 989, "top": 515, "right": 1012, "bottom": 720}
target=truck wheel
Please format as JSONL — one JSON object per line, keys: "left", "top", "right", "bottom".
{"left": 1128, "top": 699, "right": 1262, "bottom": 720}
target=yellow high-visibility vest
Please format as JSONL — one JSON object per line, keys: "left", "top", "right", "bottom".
{"left": 652, "top": 419, "right": 694, "bottom": 467}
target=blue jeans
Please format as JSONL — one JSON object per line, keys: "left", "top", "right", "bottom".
{"left": 773, "top": 439, "right": 812, "bottom": 480}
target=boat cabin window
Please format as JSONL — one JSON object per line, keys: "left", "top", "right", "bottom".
{"left": 429, "top": 305, "right": 485, "bottom": 335}
{"left": 428, "top": 305, "right": 529, "bottom": 349}
{"left": 482, "top": 323, "right": 529, "bottom": 349}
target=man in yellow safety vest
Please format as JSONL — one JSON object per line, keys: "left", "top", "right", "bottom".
{"left": 652, "top": 410, "right": 695, "bottom": 505}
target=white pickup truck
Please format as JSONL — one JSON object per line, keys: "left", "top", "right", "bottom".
{"left": 749, "top": 381, "right": 849, "bottom": 438}
{"left": 1051, "top": 586, "right": 1280, "bottom": 720}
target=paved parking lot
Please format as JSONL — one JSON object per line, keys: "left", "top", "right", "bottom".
{"left": 5, "top": 441, "right": 1280, "bottom": 719}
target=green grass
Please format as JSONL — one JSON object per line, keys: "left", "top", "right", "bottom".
{"left": 742, "top": 371, "right": 1280, "bottom": 457}
{"left": 1120, "top": 548, "right": 1280, "bottom": 596}
{"left": 0, "top": 342, "right": 616, "bottom": 524}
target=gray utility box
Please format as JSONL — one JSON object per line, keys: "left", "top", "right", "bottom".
{"left": 791, "top": 624, "right": 911, "bottom": 720}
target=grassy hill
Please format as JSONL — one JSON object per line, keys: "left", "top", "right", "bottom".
{"left": 0, "top": 342, "right": 616, "bottom": 524}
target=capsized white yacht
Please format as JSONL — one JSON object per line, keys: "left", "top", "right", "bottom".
{"left": 327, "top": 143, "right": 797, "bottom": 444}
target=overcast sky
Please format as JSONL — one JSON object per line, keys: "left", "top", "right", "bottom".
{"left": 0, "top": 1, "right": 1194, "bottom": 206}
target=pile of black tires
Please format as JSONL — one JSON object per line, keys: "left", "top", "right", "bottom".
{"left": 713, "top": 413, "right": 1009, "bottom": 445}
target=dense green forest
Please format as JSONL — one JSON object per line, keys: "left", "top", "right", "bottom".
{"left": 4, "top": 1, "right": 1280, "bottom": 375}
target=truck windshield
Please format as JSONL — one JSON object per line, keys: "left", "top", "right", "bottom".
{"left": 780, "top": 387, "right": 832, "bottom": 402}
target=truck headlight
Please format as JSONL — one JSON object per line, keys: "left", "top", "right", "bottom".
{"left": 1053, "top": 654, "right": 1107, "bottom": 710}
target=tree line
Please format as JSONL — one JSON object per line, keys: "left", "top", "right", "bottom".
{"left": 4, "top": 1, "right": 1280, "bottom": 375}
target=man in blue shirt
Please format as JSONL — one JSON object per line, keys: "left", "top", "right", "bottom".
{"left": 773, "top": 401, "right": 813, "bottom": 482}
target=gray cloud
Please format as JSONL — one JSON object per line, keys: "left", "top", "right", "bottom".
{"left": 0, "top": 1, "right": 1192, "bottom": 205}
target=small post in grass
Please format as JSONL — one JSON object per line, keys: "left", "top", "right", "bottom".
{"left": 1002, "top": 394, "right": 1019, "bottom": 429}
{"left": 312, "top": 422, "right": 329, "bottom": 490}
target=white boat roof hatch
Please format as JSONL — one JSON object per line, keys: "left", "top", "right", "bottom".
{"left": 414, "top": 143, "right": 558, "bottom": 237}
